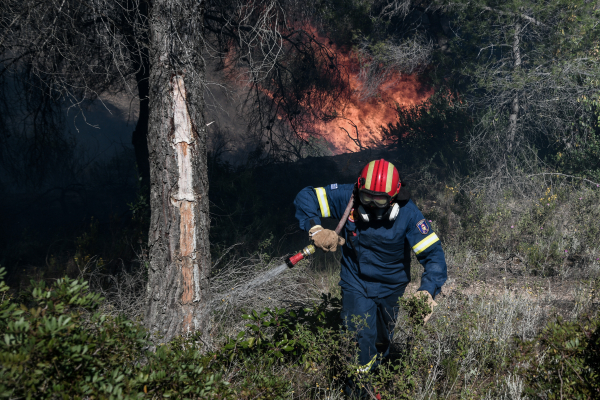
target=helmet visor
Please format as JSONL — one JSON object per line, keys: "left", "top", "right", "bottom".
{"left": 359, "top": 190, "right": 391, "bottom": 208}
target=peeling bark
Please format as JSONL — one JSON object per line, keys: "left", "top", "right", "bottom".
{"left": 144, "top": 0, "right": 210, "bottom": 342}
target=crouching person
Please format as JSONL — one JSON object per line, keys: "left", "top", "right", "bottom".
{"left": 293, "top": 159, "right": 447, "bottom": 397}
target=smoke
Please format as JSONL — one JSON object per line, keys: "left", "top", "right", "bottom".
{"left": 206, "top": 25, "right": 434, "bottom": 159}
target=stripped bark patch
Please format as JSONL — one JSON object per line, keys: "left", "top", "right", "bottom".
{"left": 179, "top": 201, "right": 194, "bottom": 257}
{"left": 181, "top": 257, "right": 194, "bottom": 304}
{"left": 171, "top": 76, "right": 195, "bottom": 202}
{"left": 170, "top": 75, "right": 198, "bottom": 315}
{"left": 182, "top": 311, "right": 193, "bottom": 332}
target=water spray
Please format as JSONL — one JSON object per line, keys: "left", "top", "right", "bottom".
{"left": 236, "top": 245, "right": 316, "bottom": 295}
{"left": 237, "top": 193, "right": 355, "bottom": 295}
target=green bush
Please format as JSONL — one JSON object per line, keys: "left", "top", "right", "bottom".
{"left": 217, "top": 283, "right": 599, "bottom": 399}
{"left": 219, "top": 293, "right": 354, "bottom": 395}
{"left": 222, "top": 293, "right": 343, "bottom": 365}
{"left": 517, "top": 313, "right": 600, "bottom": 399}
{"left": 2, "top": 261, "right": 600, "bottom": 399}
{"left": 0, "top": 267, "right": 233, "bottom": 399}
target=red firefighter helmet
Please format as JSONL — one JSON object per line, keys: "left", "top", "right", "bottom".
{"left": 357, "top": 159, "right": 401, "bottom": 208}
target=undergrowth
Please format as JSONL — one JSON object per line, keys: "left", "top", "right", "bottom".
{"left": 0, "top": 268, "right": 232, "bottom": 399}
{"left": 1, "top": 260, "right": 599, "bottom": 399}
{"left": 418, "top": 178, "right": 600, "bottom": 285}
{"left": 2, "top": 170, "right": 600, "bottom": 398}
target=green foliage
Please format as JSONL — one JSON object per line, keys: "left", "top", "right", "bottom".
{"left": 398, "top": 291, "right": 433, "bottom": 328}
{"left": 440, "top": 0, "right": 600, "bottom": 88}
{"left": 551, "top": 97, "right": 600, "bottom": 181}
{"left": 0, "top": 267, "right": 233, "bottom": 399}
{"left": 232, "top": 364, "right": 290, "bottom": 400}
{"left": 222, "top": 293, "right": 345, "bottom": 369}
{"left": 216, "top": 293, "right": 372, "bottom": 398}
{"left": 517, "top": 314, "right": 600, "bottom": 399}
{"left": 366, "top": 295, "right": 433, "bottom": 399}
{"left": 428, "top": 0, "right": 600, "bottom": 177}
{"left": 139, "top": 334, "right": 233, "bottom": 399}
{"left": 2, "top": 263, "right": 600, "bottom": 399}
{"left": 315, "top": 0, "right": 375, "bottom": 45}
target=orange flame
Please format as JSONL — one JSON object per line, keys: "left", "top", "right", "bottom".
{"left": 313, "top": 48, "right": 433, "bottom": 153}
{"left": 223, "top": 24, "right": 433, "bottom": 155}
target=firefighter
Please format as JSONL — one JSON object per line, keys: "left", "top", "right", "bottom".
{"left": 294, "top": 159, "right": 447, "bottom": 393}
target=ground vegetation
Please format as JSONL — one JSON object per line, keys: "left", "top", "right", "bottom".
{"left": 2, "top": 159, "right": 600, "bottom": 398}
{"left": 1, "top": 0, "right": 600, "bottom": 397}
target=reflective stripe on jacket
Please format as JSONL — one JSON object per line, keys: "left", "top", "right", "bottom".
{"left": 294, "top": 183, "right": 447, "bottom": 298}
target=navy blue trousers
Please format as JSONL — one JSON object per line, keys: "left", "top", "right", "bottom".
{"left": 341, "top": 287, "right": 406, "bottom": 369}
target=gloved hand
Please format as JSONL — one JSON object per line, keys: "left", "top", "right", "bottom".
{"left": 413, "top": 290, "right": 438, "bottom": 324}
{"left": 308, "top": 225, "right": 345, "bottom": 252}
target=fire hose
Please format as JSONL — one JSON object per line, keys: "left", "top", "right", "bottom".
{"left": 285, "top": 193, "right": 354, "bottom": 268}
{"left": 239, "top": 194, "right": 354, "bottom": 293}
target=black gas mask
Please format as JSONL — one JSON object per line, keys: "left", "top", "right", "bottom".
{"left": 357, "top": 189, "right": 399, "bottom": 222}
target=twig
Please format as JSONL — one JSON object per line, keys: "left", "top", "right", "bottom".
{"left": 526, "top": 173, "right": 600, "bottom": 187}
{"left": 480, "top": 6, "right": 547, "bottom": 27}
{"left": 339, "top": 118, "right": 367, "bottom": 151}
{"left": 559, "top": 367, "right": 564, "bottom": 400}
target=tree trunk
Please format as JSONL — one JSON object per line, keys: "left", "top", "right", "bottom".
{"left": 507, "top": 22, "right": 521, "bottom": 154}
{"left": 144, "top": 0, "right": 210, "bottom": 342}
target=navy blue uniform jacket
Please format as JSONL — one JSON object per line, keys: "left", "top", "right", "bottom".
{"left": 294, "top": 183, "right": 447, "bottom": 298}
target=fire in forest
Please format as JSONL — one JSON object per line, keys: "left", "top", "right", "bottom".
{"left": 317, "top": 70, "right": 432, "bottom": 153}
{"left": 221, "top": 26, "right": 433, "bottom": 155}
{"left": 312, "top": 45, "right": 433, "bottom": 154}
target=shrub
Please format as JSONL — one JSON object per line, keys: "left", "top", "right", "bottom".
{"left": 0, "top": 267, "right": 233, "bottom": 399}
{"left": 219, "top": 293, "right": 354, "bottom": 397}
{"left": 517, "top": 313, "right": 600, "bottom": 399}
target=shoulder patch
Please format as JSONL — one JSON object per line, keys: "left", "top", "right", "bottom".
{"left": 416, "top": 219, "right": 430, "bottom": 235}
{"left": 331, "top": 183, "right": 338, "bottom": 190}
{"left": 348, "top": 208, "right": 356, "bottom": 223}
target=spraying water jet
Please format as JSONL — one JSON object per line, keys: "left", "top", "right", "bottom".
{"left": 235, "top": 193, "right": 355, "bottom": 296}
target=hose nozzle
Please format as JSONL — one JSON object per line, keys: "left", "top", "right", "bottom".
{"left": 301, "top": 244, "right": 316, "bottom": 257}
{"left": 286, "top": 244, "right": 316, "bottom": 268}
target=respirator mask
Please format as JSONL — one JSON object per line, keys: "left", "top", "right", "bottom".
{"left": 356, "top": 189, "right": 400, "bottom": 222}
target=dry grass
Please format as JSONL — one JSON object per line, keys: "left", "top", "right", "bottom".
{"left": 75, "top": 178, "right": 599, "bottom": 399}
{"left": 208, "top": 252, "right": 322, "bottom": 342}
{"left": 79, "top": 257, "right": 147, "bottom": 321}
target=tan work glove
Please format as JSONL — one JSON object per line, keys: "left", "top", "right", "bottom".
{"left": 308, "top": 225, "right": 345, "bottom": 252}
{"left": 413, "top": 290, "right": 438, "bottom": 324}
